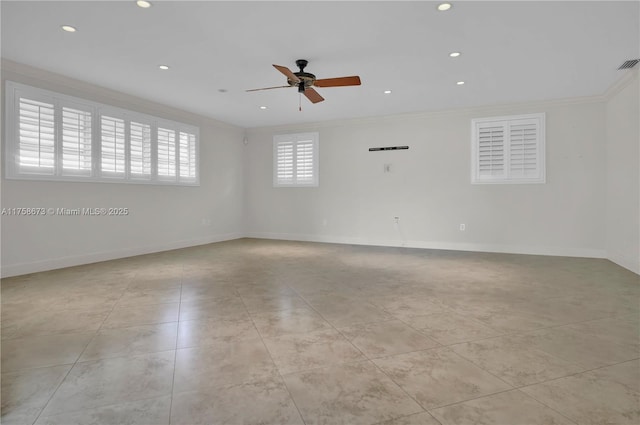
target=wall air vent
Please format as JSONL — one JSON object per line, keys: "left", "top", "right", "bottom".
{"left": 618, "top": 59, "right": 639, "bottom": 70}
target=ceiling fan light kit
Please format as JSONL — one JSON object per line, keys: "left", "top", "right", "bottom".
{"left": 247, "top": 59, "right": 361, "bottom": 107}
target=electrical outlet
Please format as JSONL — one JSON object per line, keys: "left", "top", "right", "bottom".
{"left": 394, "top": 216, "right": 400, "bottom": 224}
{"left": 459, "top": 223, "right": 466, "bottom": 231}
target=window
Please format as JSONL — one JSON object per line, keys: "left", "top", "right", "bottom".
{"left": 62, "top": 106, "right": 92, "bottom": 176}
{"left": 129, "top": 121, "right": 152, "bottom": 178}
{"left": 5, "top": 81, "right": 199, "bottom": 185}
{"left": 157, "top": 127, "right": 177, "bottom": 179}
{"left": 471, "top": 113, "right": 545, "bottom": 184}
{"left": 273, "top": 132, "right": 319, "bottom": 187}
{"left": 17, "top": 97, "right": 55, "bottom": 174}
{"left": 100, "top": 115, "right": 126, "bottom": 177}
{"left": 179, "top": 131, "right": 197, "bottom": 182}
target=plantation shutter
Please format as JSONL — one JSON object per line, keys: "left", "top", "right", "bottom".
{"left": 7, "top": 81, "right": 200, "bottom": 185}
{"left": 18, "top": 97, "right": 55, "bottom": 173}
{"left": 273, "top": 133, "right": 319, "bottom": 187}
{"left": 296, "top": 140, "right": 315, "bottom": 184}
{"left": 472, "top": 113, "right": 544, "bottom": 184}
{"left": 130, "top": 121, "right": 152, "bottom": 178}
{"left": 61, "top": 106, "right": 92, "bottom": 175}
{"left": 276, "top": 141, "right": 294, "bottom": 185}
{"left": 101, "top": 115, "right": 125, "bottom": 176}
{"left": 477, "top": 124, "right": 505, "bottom": 179}
{"left": 179, "top": 131, "right": 197, "bottom": 181}
{"left": 509, "top": 119, "right": 539, "bottom": 178}
{"left": 157, "top": 127, "right": 176, "bottom": 179}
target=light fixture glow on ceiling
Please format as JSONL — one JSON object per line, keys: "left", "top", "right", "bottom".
{"left": 158, "top": 65, "right": 169, "bottom": 70}
{"left": 437, "top": 3, "right": 452, "bottom": 11}
{"left": 136, "top": 1, "right": 152, "bottom": 8}
{"left": 384, "top": 90, "right": 392, "bottom": 94}
{"left": 61, "top": 25, "right": 76, "bottom": 32}
{"left": 457, "top": 81, "right": 465, "bottom": 85}
{"left": 449, "top": 52, "right": 461, "bottom": 57}
{"left": 259, "top": 106, "right": 267, "bottom": 110}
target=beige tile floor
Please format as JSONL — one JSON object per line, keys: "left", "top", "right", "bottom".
{"left": 1, "top": 238, "right": 639, "bottom": 425}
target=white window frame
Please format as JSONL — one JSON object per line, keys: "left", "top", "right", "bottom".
{"left": 471, "top": 113, "right": 545, "bottom": 184}
{"left": 5, "top": 81, "right": 200, "bottom": 186}
{"left": 273, "top": 132, "right": 319, "bottom": 187}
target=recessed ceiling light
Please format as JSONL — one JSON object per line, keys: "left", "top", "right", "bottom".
{"left": 437, "top": 3, "right": 452, "bottom": 11}
{"left": 259, "top": 106, "right": 267, "bottom": 110}
{"left": 136, "top": 1, "right": 152, "bottom": 8}
{"left": 61, "top": 25, "right": 77, "bottom": 32}
{"left": 384, "top": 90, "right": 392, "bottom": 94}
{"left": 449, "top": 52, "right": 461, "bottom": 58}
{"left": 457, "top": 81, "right": 465, "bottom": 85}
{"left": 158, "top": 65, "right": 169, "bottom": 70}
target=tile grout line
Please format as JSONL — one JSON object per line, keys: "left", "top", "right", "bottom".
{"left": 28, "top": 273, "right": 136, "bottom": 425}
{"left": 445, "top": 317, "right": 639, "bottom": 377}
{"left": 403, "top": 307, "right": 633, "bottom": 353}
{"left": 514, "top": 356, "right": 640, "bottom": 391}
{"left": 370, "top": 410, "right": 444, "bottom": 425}
{"left": 288, "top": 285, "right": 434, "bottom": 421}
{"left": 511, "top": 388, "right": 580, "bottom": 425}
{"left": 291, "top": 288, "right": 581, "bottom": 423}
{"left": 238, "top": 286, "right": 308, "bottom": 425}
{"left": 167, "top": 264, "right": 185, "bottom": 425}
{"left": 436, "top": 354, "right": 640, "bottom": 424}
{"left": 423, "top": 386, "right": 581, "bottom": 425}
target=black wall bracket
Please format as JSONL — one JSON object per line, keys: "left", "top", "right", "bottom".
{"left": 368, "top": 146, "right": 409, "bottom": 152}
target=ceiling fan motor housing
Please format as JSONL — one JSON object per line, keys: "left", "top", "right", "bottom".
{"left": 291, "top": 73, "right": 316, "bottom": 91}
{"left": 290, "top": 59, "right": 316, "bottom": 90}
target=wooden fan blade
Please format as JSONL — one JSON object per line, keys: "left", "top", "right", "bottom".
{"left": 314, "top": 76, "right": 361, "bottom": 88}
{"left": 303, "top": 87, "right": 324, "bottom": 104}
{"left": 246, "top": 85, "right": 291, "bottom": 92}
{"left": 273, "top": 64, "right": 300, "bottom": 83}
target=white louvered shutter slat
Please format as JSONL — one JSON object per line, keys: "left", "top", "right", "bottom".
{"left": 276, "top": 141, "right": 294, "bottom": 185}
{"left": 130, "top": 121, "right": 152, "bottom": 178}
{"left": 101, "top": 115, "right": 126, "bottom": 176}
{"left": 62, "top": 106, "right": 92, "bottom": 175}
{"left": 157, "top": 127, "right": 176, "bottom": 178}
{"left": 477, "top": 124, "right": 505, "bottom": 178}
{"left": 509, "top": 120, "right": 539, "bottom": 177}
{"left": 179, "top": 131, "right": 197, "bottom": 181}
{"left": 296, "top": 141, "right": 314, "bottom": 184}
{"left": 18, "top": 98, "right": 55, "bottom": 173}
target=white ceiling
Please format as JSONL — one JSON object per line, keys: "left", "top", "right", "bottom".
{"left": 2, "top": 1, "right": 639, "bottom": 128}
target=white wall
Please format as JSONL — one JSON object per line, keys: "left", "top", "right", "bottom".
{"left": 3, "top": 61, "right": 637, "bottom": 277}
{"left": 605, "top": 70, "right": 640, "bottom": 274}
{"left": 1, "top": 60, "right": 245, "bottom": 277}
{"left": 245, "top": 98, "right": 608, "bottom": 258}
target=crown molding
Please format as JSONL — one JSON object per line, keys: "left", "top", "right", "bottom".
{"left": 247, "top": 93, "right": 605, "bottom": 134}
{"left": 602, "top": 68, "right": 639, "bottom": 101}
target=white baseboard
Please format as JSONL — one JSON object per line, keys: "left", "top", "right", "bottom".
{"left": 1, "top": 233, "right": 243, "bottom": 278}
{"left": 244, "top": 232, "right": 607, "bottom": 259}
{"left": 6, "top": 231, "right": 631, "bottom": 279}
{"left": 606, "top": 249, "right": 640, "bottom": 275}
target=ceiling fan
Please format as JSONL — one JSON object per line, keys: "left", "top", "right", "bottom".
{"left": 246, "top": 59, "right": 361, "bottom": 105}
